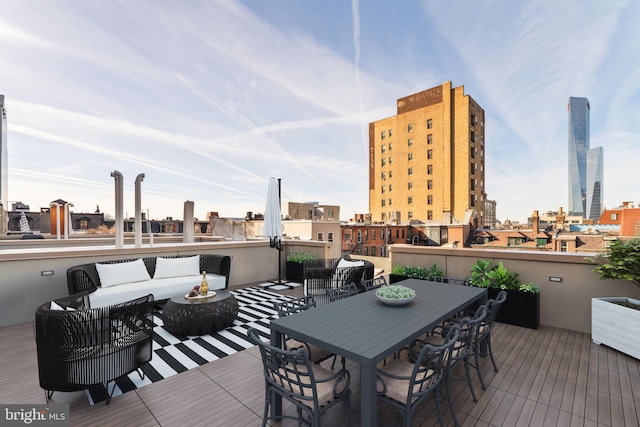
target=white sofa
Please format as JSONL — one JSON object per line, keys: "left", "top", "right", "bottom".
{"left": 66, "top": 254, "right": 231, "bottom": 307}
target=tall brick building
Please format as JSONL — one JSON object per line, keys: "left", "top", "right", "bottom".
{"left": 369, "top": 82, "right": 486, "bottom": 226}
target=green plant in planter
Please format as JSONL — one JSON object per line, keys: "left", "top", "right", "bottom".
{"left": 391, "top": 264, "right": 442, "bottom": 280}
{"left": 286, "top": 251, "right": 318, "bottom": 264}
{"left": 487, "top": 261, "right": 521, "bottom": 291}
{"left": 590, "top": 238, "right": 640, "bottom": 287}
{"left": 519, "top": 282, "right": 540, "bottom": 293}
{"left": 470, "top": 259, "right": 493, "bottom": 288}
{"left": 469, "top": 260, "right": 540, "bottom": 293}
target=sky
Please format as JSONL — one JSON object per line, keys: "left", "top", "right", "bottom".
{"left": 1, "top": 0, "right": 639, "bottom": 224}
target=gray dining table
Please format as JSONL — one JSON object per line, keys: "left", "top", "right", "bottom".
{"left": 269, "top": 278, "right": 488, "bottom": 425}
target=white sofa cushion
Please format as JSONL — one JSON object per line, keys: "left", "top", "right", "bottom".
{"left": 90, "top": 273, "right": 226, "bottom": 308}
{"left": 154, "top": 255, "right": 200, "bottom": 279}
{"left": 96, "top": 259, "right": 151, "bottom": 288}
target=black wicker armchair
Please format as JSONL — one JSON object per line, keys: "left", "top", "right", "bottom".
{"left": 35, "top": 292, "right": 154, "bottom": 404}
{"left": 303, "top": 257, "right": 374, "bottom": 305}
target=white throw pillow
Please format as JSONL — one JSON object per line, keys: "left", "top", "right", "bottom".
{"left": 50, "top": 300, "right": 65, "bottom": 311}
{"left": 49, "top": 301, "right": 76, "bottom": 311}
{"left": 154, "top": 256, "right": 200, "bottom": 279}
{"left": 96, "top": 259, "right": 151, "bottom": 288}
{"left": 336, "top": 258, "right": 365, "bottom": 269}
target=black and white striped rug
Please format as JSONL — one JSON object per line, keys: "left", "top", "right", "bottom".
{"left": 87, "top": 287, "right": 293, "bottom": 404}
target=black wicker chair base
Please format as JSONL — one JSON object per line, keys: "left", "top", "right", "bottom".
{"left": 36, "top": 292, "right": 154, "bottom": 405}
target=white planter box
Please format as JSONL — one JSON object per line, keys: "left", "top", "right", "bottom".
{"left": 592, "top": 297, "right": 640, "bottom": 360}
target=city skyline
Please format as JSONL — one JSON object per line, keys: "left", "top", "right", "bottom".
{"left": 2, "top": 1, "right": 639, "bottom": 223}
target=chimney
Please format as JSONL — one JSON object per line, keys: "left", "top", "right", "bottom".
{"left": 532, "top": 210, "right": 539, "bottom": 235}
{"left": 556, "top": 207, "right": 566, "bottom": 230}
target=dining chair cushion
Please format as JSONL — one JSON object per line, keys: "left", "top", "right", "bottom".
{"left": 284, "top": 339, "right": 333, "bottom": 363}
{"left": 376, "top": 358, "right": 434, "bottom": 404}
{"left": 277, "top": 363, "right": 349, "bottom": 406}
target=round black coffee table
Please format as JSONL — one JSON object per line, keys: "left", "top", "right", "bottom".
{"left": 162, "top": 290, "right": 239, "bottom": 335}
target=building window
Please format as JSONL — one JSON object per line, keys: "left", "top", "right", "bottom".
{"left": 427, "top": 210, "right": 433, "bottom": 220}
{"left": 408, "top": 123, "right": 414, "bottom": 132}
{"left": 470, "top": 194, "right": 475, "bottom": 207}
{"left": 389, "top": 129, "right": 393, "bottom": 137}
{"left": 389, "top": 198, "right": 392, "bottom": 206}
{"left": 382, "top": 199, "right": 386, "bottom": 207}
{"left": 471, "top": 131, "right": 476, "bottom": 143}
{"left": 408, "top": 211, "right": 413, "bottom": 219}
{"left": 388, "top": 170, "right": 393, "bottom": 178}
{"left": 470, "top": 178, "right": 476, "bottom": 190}
{"left": 381, "top": 144, "right": 386, "bottom": 153}
{"left": 381, "top": 172, "right": 386, "bottom": 180}
{"left": 371, "top": 246, "right": 376, "bottom": 256}
{"left": 408, "top": 138, "right": 413, "bottom": 146}
{"left": 408, "top": 152, "right": 413, "bottom": 161}
{"left": 536, "top": 237, "right": 546, "bottom": 247}
{"left": 611, "top": 213, "right": 618, "bottom": 220}
{"left": 389, "top": 143, "right": 393, "bottom": 150}
{"left": 381, "top": 186, "right": 385, "bottom": 194}
{"left": 381, "top": 130, "right": 386, "bottom": 140}
{"left": 382, "top": 212, "right": 386, "bottom": 222}
{"left": 328, "top": 232, "right": 333, "bottom": 242}
{"left": 408, "top": 167, "right": 413, "bottom": 175}
{"left": 317, "top": 232, "right": 324, "bottom": 241}
{"left": 372, "top": 229, "right": 376, "bottom": 240}
{"left": 427, "top": 119, "right": 433, "bottom": 129}
{"left": 427, "top": 149, "right": 433, "bottom": 160}
{"left": 408, "top": 182, "right": 413, "bottom": 190}
{"left": 357, "top": 230, "right": 362, "bottom": 243}
{"left": 427, "top": 195, "right": 433, "bottom": 205}
{"left": 408, "top": 196, "right": 413, "bottom": 204}
{"left": 388, "top": 156, "right": 392, "bottom": 164}
{"left": 427, "top": 165, "right": 433, "bottom": 174}
{"left": 388, "top": 184, "right": 393, "bottom": 192}
{"left": 381, "top": 158, "right": 386, "bottom": 167}
{"left": 427, "top": 180, "right": 433, "bottom": 189}
{"left": 471, "top": 113, "right": 477, "bottom": 126}
{"left": 344, "top": 232, "right": 352, "bottom": 242}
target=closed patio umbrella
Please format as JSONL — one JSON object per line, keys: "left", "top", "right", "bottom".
{"left": 263, "top": 178, "right": 291, "bottom": 288}
{"left": 19, "top": 211, "right": 31, "bottom": 234}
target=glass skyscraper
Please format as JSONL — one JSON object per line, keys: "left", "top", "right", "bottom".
{"left": 586, "top": 147, "right": 604, "bottom": 221}
{"left": 568, "top": 97, "right": 590, "bottom": 216}
{"left": 568, "top": 97, "right": 604, "bottom": 220}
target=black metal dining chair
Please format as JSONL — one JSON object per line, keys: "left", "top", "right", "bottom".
{"left": 377, "top": 325, "right": 460, "bottom": 427}
{"left": 246, "top": 327, "right": 351, "bottom": 427}
{"left": 273, "top": 296, "right": 336, "bottom": 366}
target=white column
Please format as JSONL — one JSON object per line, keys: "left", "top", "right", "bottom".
{"left": 183, "top": 201, "right": 194, "bottom": 243}
{"left": 111, "top": 171, "right": 124, "bottom": 248}
{"left": 134, "top": 173, "right": 145, "bottom": 247}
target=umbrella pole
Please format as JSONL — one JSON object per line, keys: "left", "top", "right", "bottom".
{"left": 264, "top": 178, "right": 293, "bottom": 289}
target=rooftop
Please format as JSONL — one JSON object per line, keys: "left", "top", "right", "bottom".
{"left": 3, "top": 283, "right": 639, "bottom": 426}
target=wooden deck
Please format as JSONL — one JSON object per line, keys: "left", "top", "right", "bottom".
{"left": 2, "top": 284, "right": 639, "bottom": 426}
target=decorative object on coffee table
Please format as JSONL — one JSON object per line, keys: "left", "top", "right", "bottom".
{"left": 163, "top": 289, "right": 239, "bottom": 335}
